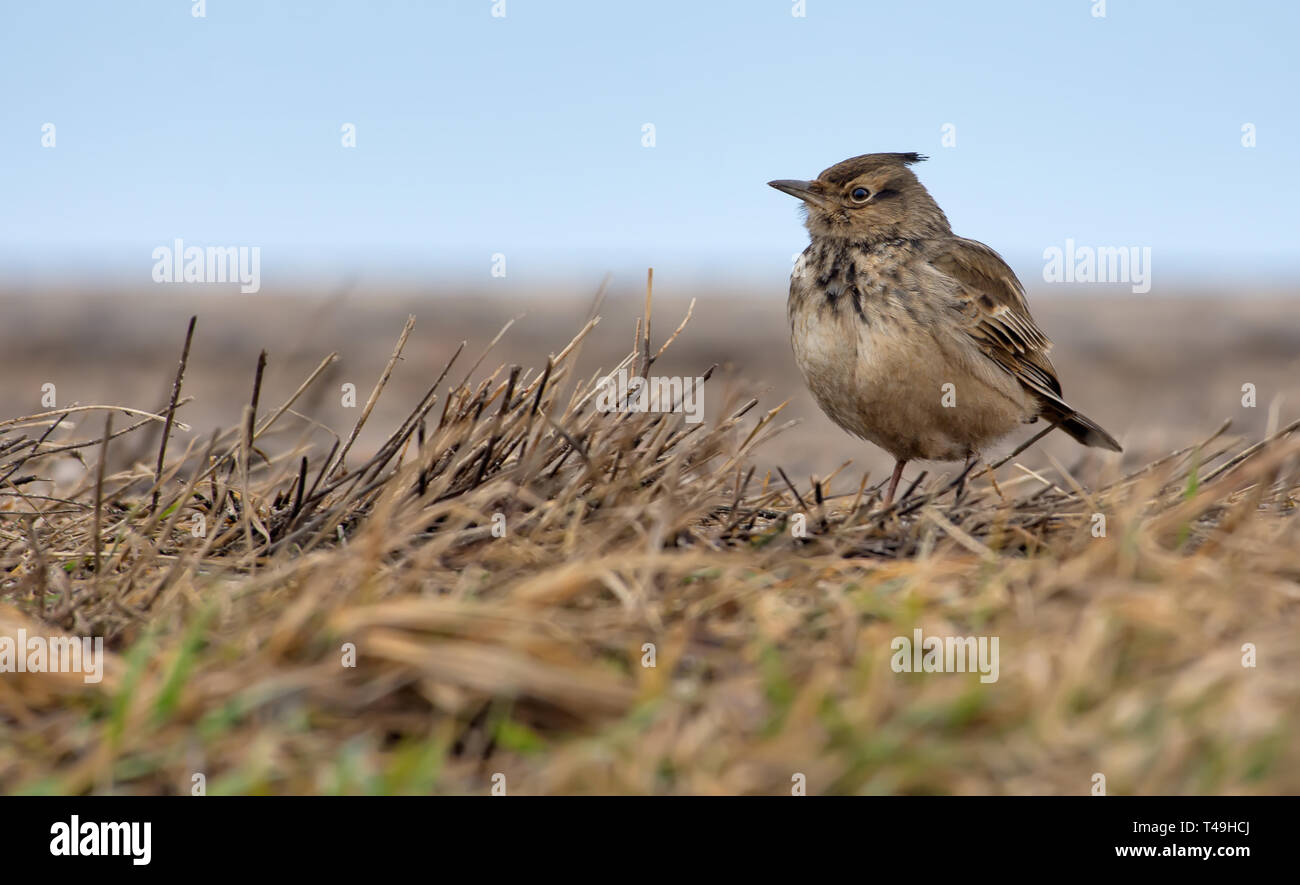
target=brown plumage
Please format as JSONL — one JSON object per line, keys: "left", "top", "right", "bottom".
{"left": 770, "top": 152, "right": 1122, "bottom": 507}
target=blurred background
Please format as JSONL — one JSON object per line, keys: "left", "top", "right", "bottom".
{"left": 2, "top": 0, "right": 1297, "bottom": 483}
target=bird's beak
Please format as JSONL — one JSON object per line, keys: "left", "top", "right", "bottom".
{"left": 768, "top": 179, "right": 828, "bottom": 208}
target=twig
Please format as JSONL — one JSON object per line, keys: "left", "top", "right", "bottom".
{"left": 92, "top": 414, "right": 111, "bottom": 592}
{"left": 330, "top": 315, "right": 416, "bottom": 477}
{"left": 152, "top": 315, "right": 196, "bottom": 513}
{"left": 640, "top": 268, "right": 653, "bottom": 377}
{"left": 776, "top": 466, "right": 809, "bottom": 513}
{"left": 1201, "top": 417, "right": 1300, "bottom": 484}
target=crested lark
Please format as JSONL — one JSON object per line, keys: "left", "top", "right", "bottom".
{"left": 770, "top": 152, "right": 1121, "bottom": 508}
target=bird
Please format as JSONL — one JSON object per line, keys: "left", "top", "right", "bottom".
{"left": 769, "top": 152, "right": 1121, "bottom": 508}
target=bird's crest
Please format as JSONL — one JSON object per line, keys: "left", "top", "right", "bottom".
{"left": 818, "top": 152, "right": 927, "bottom": 184}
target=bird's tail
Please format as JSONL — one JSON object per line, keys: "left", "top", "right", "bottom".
{"left": 1056, "top": 408, "right": 1123, "bottom": 453}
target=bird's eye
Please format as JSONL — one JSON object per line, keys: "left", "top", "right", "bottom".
{"left": 850, "top": 187, "right": 870, "bottom": 202}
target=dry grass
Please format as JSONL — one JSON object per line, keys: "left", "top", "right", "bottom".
{"left": 1, "top": 291, "right": 1298, "bottom": 795}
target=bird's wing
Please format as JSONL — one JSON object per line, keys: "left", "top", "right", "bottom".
{"left": 927, "top": 236, "right": 1070, "bottom": 409}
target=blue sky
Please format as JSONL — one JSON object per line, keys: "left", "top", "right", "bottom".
{"left": 2, "top": 0, "right": 1296, "bottom": 290}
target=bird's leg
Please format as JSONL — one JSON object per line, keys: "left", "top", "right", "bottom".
{"left": 883, "top": 459, "right": 907, "bottom": 508}
{"left": 955, "top": 451, "right": 980, "bottom": 502}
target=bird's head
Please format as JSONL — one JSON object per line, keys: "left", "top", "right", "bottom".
{"left": 769, "top": 152, "right": 951, "bottom": 242}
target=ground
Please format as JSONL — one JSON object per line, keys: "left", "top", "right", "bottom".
{"left": 0, "top": 285, "right": 1297, "bottom": 794}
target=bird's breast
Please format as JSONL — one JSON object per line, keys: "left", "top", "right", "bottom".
{"left": 786, "top": 243, "right": 1033, "bottom": 461}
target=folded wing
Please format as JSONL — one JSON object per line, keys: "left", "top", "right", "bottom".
{"left": 928, "top": 237, "right": 1122, "bottom": 452}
